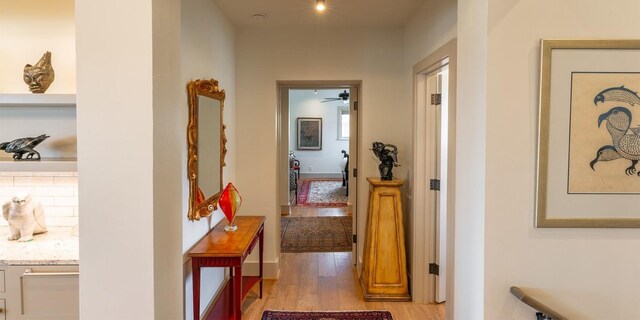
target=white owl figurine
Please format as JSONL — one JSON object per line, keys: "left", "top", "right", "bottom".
{"left": 2, "top": 193, "right": 47, "bottom": 242}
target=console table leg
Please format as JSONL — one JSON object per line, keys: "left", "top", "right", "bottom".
{"left": 233, "top": 266, "right": 243, "bottom": 319}
{"left": 259, "top": 228, "right": 264, "bottom": 299}
{"left": 192, "top": 262, "right": 201, "bottom": 320}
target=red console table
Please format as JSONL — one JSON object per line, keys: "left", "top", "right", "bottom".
{"left": 188, "top": 216, "right": 265, "bottom": 320}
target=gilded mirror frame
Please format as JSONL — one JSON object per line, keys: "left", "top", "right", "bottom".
{"left": 187, "top": 79, "right": 227, "bottom": 221}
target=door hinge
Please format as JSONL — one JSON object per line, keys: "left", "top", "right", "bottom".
{"left": 430, "top": 93, "right": 442, "bottom": 106}
{"left": 429, "top": 179, "right": 440, "bottom": 191}
{"left": 353, "top": 101, "right": 359, "bottom": 111}
{"left": 429, "top": 263, "right": 439, "bottom": 276}
{"left": 352, "top": 234, "right": 357, "bottom": 244}
{"left": 353, "top": 168, "right": 357, "bottom": 178}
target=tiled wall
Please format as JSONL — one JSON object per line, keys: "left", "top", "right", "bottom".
{"left": 0, "top": 172, "right": 78, "bottom": 227}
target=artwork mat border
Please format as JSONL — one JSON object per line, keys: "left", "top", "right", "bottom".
{"left": 297, "top": 117, "right": 323, "bottom": 150}
{"left": 536, "top": 39, "right": 640, "bottom": 228}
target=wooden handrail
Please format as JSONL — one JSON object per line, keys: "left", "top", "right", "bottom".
{"left": 510, "top": 286, "right": 568, "bottom": 320}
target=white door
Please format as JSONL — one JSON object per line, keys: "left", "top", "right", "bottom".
{"left": 425, "top": 66, "right": 449, "bottom": 303}
{"left": 349, "top": 86, "right": 359, "bottom": 266}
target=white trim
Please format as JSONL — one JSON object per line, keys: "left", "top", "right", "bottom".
{"left": 243, "top": 259, "right": 280, "bottom": 280}
{"left": 411, "top": 38, "right": 457, "bottom": 317}
{"left": 276, "top": 80, "right": 362, "bottom": 267}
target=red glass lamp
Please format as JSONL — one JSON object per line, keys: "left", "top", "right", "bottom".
{"left": 219, "top": 182, "right": 242, "bottom": 232}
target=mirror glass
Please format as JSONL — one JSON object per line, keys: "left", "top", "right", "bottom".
{"left": 197, "top": 96, "right": 221, "bottom": 198}
{"left": 187, "top": 79, "right": 227, "bottom": 221}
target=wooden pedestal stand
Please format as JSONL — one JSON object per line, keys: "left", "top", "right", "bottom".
{"left": 360, "top": 177, "right": 411, "bottom": 301}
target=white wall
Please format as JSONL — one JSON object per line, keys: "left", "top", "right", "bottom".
{"left": 289, "top": 89, "right": 349, "bottom": 176}
{"left": 76, "top": 0, "right": 156, "bottom": 318}
{"left": 181, "top": 0, "right": 236, "bottom": 318}
{"left": 0, "top": 0, "right": 75, "bottom": 93}
{"left": 152, "top": 0, "right": 183, "bottom": 318}
{"left": 454, "top": 0, "right": 488, "bottom": 318}
{"left": 404, "top": 0, "right": 457, "bottom": 68}
{"left": 403, "top": 0, "right": 457, "bottom": 307}
{"left": 484, "top": 0, "right": 640, "bottom": 318}
{"left": 236, "top": 26, "right": 405, "bottom": 272}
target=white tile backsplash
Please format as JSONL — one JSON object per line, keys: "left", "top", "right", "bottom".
{"left": 0, "top": 171, "right": 33, "bottom": 177}
{"left": 0, "top": 172, "right": 78, "bottom": 227}
{"left": 46, "top": 207, "right": 75, "bottom": 216}
{"left": 54, "top": 176, "right": 78, "bottom": 186}
{"left": 34, "top": 186, "right": 75, "bottom": 197}
{"left": 0, "top": 177, "right": 13, "bottom": 186}
{"left": 14, "top": 176, "right": 54, "bottom": 187}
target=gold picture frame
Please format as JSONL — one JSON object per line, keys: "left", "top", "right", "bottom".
{"left": 536, "top": 39, "right": 640, "bottom": 228}
{"left": 186, "top": 79, "right": 227, "bottom": 221}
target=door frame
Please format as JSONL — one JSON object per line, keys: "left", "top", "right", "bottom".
{"left": 411, "top": 39, "right": 457, "bottom": 313}
{"left": 276, "top": 80, "right": 362, "bottom": 264}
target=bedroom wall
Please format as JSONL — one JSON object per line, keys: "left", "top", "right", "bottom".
{"left": 482, "top": 0, "right": 640, "bottom": 318}
{"left": 181, "top": 0, "right": 237, "bottom": 318}
{"left": 236, "top": 26, "right": 406, "bottom": 273}
{"left": 289, "top": 89, "right": 349, "bottom": 176}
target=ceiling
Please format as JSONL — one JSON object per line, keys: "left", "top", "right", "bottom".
{"left": 213, "top": 0, "right": 427, "bottom": 28}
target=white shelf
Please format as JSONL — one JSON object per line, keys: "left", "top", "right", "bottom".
{"left": 0, "top": 94, "right": 76, "bottom": 107}
{"left": 0, "top": 158, "right": 77, "bottom": 172}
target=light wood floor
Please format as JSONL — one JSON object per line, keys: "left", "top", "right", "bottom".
{"left": 258, "top": 206, "right": 444, "bottom": 319}
{"left": 240, "top": 252, "right": 445, "bottom": 320}
{"left": 287, "top": 205, "right": 350, "bottom": 217}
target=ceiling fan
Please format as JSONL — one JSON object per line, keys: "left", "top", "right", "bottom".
{"left": 321, "top": 90, "right": 349, "bottom": 104}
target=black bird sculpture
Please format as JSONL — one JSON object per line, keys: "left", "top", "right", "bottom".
{"left": 0, "top": 134, "right": 50, "bottom": 160}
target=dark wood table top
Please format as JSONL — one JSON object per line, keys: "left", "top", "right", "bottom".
{"left": 188, "top": 216, "right": 265, "bottom": 258}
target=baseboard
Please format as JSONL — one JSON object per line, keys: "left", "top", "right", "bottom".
{"left": 280, "top": 204, "right": 290, "bottom": 216}
{"left": 299, "top": 172, "right": 342, "bottom": 179}
{"left": 243, "top": 259, "right": 280, "bottom": 279}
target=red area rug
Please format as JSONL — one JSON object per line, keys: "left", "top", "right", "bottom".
{"left": 261, "top": 310, "right": 393, "bottom": 320}
{"left": 297, "top": 178, "right": 347, "bottom": 207}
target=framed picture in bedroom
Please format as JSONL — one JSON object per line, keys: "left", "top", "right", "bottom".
{"left": 535, "top": 39, "right": 640, "bottom": 228}
{"left": 297, "top": 117, "right": 322, "bottom": 150}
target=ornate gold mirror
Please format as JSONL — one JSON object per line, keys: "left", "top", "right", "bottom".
{"left": 187, "top": 79, "right": 227, "bottom": 221}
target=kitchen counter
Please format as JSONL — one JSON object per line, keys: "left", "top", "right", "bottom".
{"left": 0, "top": 226, "right": 79, "bottom": 265}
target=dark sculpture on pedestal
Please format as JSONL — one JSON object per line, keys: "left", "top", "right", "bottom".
{"left": 0, "top": 134, "right": 50, "bottom": 160}
{"left": 371, "top": 142, "right": 399, "bottom": 180}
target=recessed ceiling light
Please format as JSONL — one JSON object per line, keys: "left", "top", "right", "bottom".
{"left": 252, "top": 12, "right": 268, "bottom": 22}
{"left": 315, "top": 0, "right": 326, "bottom": 12}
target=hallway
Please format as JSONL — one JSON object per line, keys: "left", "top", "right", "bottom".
{"left": 240, "top": 252, "right": 445, "bottom": 320}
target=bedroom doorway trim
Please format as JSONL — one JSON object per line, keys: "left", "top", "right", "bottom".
{"left": 277, "top": 80, "right": 361, "bottom": 265}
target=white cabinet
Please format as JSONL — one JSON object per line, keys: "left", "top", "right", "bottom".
{"left": 0, "top": 265, "right": 78, "bottom": 320}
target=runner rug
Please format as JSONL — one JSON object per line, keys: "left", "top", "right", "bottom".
{"left": 297, "top": 178, "right": 348, "bottom": 207}
{"left": 261, "top": 310, "right": 393, "bottom": 320}
{"left": 281, "top": 216, "right": 352, "bottom": 252}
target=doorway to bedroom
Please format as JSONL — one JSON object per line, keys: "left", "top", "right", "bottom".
{"left": 277, "top": 82, "right": 360, "bottom": 260}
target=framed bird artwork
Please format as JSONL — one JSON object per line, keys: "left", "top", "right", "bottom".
{"left": 536, "top": 39, "right": 640, "bottom": 228}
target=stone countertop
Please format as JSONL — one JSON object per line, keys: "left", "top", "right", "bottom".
{"left": 0, "top": 226, "right": 79, "bottom": 265}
